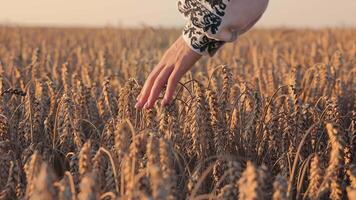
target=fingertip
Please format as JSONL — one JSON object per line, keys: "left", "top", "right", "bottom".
{"left": 137, "top": 91, "right": 150, "bottom": 106}
{"left": 162, "top": 95, "right": 172, "bottom": 106}
{"left": 144, "top": 100, "right": 152, "bottom": 109}
{"left": 135, "top": 102, "right": 142, "bottom": 109}
{"left": 162, "top": 98, "right": 168, "bottom": 106}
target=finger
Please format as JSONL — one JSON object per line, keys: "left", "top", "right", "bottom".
{"left": 144, "top": 66, "right": 174, "bottom": 109}
{"left": 138, "top": 64, "right": 163, "bottom": 100}
{"left": 135, "top": 75, "right": 156, "bottom": 109}
{"left": 136, "top": 64, "right": 164, "bottom": 108}
{"left": 162, "top": 67, "right": 183, "bottom": 106}
{"left": 136, "top": 94, "right": 141, "bottom": 101}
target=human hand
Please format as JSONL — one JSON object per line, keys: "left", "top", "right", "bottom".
{"left": 135, "top": 36, "right": 201, "bottom": 109}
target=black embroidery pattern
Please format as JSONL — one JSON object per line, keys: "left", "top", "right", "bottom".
{"left": 178, "top": 0, "right": 229, "bottom": 56}
{"left": 183, "top": 23, "right": 225, "bottom": 56}
{"left": 178, "top": 0, "right": 229, "bottom": 34}
{"left": 207, "top": 0, "right": 229, "bottom": 16}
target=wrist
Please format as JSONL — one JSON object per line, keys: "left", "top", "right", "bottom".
{"left": 181, "top": 24, "right": 225, "bottom": 57}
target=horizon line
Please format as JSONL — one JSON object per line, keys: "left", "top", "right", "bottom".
{"left": 1, "top": 22, "right": 356, "bottom": 30}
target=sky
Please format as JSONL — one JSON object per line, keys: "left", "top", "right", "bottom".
{"left": 0, "top": 0, "right": 355, "bottom": 28}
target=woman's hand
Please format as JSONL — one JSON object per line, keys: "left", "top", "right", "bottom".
{"left": 135, "top": 36, "right": 201, "bottom": 109}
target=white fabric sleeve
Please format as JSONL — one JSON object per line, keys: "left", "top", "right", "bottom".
{"left": 178, "top": 0, "right": 231, "bottom": 56}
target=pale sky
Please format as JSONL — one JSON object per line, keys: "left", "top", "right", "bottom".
{"left": 0, "top": 0, "right": 355, "bottom": 28}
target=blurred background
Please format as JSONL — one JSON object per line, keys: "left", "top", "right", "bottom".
{"left": 0, "top": 0, "right": 355, "bottom": 28}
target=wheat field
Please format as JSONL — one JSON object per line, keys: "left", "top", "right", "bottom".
{"left": 0, "top": 26, "right": 355, "bottom": 200}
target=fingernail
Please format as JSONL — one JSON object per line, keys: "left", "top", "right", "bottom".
{"left": 135, "top": 102, "right": 141, "bottom": 109}
{"left": 143, "top": 102, "right": 149, "bottom": 109}
{"left": 145, "top": 99, "right": 153, "bottom": 109}
{"left": 162, "top": 98, "right": 168, "bottom": 106}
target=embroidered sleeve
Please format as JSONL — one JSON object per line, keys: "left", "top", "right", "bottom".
{"left": 182, "top": 22, "right": 225, "bottom": 56}
{"left": 178, "top": 0, "right": 230, "bottom": 56}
